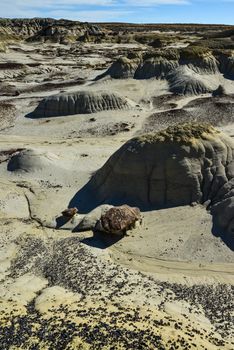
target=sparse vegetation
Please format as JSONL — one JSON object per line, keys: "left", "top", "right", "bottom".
{"left": 136, "top": 122, "right": 219, "bottom": 144}
{"left": 179, "top": 46, "right": 211, "bottom": 60}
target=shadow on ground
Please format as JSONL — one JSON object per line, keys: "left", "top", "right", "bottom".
{"left": 212, "top": 219, "right": 234, "bottom": 251}
{"left": 80, "top": 231, "right": 123, "bottom": 249}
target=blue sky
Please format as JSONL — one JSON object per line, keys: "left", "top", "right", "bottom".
{"left": 1, "top": 0, "right": 234, "bottom": 24}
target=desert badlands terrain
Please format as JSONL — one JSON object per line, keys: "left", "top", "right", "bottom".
{"left": 0, "top": 18, "right": 234, "bottom": 349}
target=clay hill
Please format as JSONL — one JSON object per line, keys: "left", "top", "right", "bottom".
{"left": 0, "top": 18, "right": 233, "bottom": 350}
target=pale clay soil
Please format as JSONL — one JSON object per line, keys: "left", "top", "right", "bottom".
{"left": 0, "top": 41, "right": 234, "bottom": 349}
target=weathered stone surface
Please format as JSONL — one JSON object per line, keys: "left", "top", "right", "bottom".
{"left": 85, "top": 123, "right": 234, "bottom": 234}
{"left": 212, "top": 196, "right": 234, "bottom": 235}
{"left": 167, "top": 66, "right": 211, "bottom": 95}
{"left": 75, "top": 205, "right": 113, "bottom": 231}
{"left": 95, "top": 205, "right": 141, "bottom": 235}
{"left": 33, "top": 90, "right": 130, "bottom": 117}
{"left": 7, "top": 149, "right": 59, "bottom": 172}
{"left": 105, "top": 57, "right": 140, "bottom": 79}
{"left": 98, "top": 48, "right": 223, "bottom": 95}
{"left": 134, "top": 57, "right": 178, "bottom": 79}
{"left": 212, "top": 85, "right": 227, "bottom": 97}
{"left": 62, "top": 207, "right": 78, "bottom": 218}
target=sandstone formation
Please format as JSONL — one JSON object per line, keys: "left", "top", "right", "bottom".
{"left": 95, "top": 205, "right": 141, "bottom": 235}
{"left": 33, "top": 91, "right": 131, "bottom": 117}
{"left": 85, "top": 123, "right": 234, "bottom": 234}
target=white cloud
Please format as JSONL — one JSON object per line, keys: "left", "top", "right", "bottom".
{"left": 0, "top": 0, "right": 191, "bottom": 20}
{"left": 127, "top": 0, "right": 189, "bottom": 4}
{"left": 49, "top": 9, "right": 131, "bottom": 21}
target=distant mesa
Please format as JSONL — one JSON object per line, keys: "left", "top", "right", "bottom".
{"left": 32, "top": 90, "right": 131, "bottom": 118}
{"left": 79, "top": 123, "right": 234, "bottom": 235}
{"left": 8, "top": 149, "right": 59, "bottom": 172}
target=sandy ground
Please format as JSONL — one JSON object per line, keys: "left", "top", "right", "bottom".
{"left": 0, "top": 41, "right": 233, "bottom": 349}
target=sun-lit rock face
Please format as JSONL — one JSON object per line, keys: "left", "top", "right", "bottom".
{"left": 105, "top": 56, "right": 140, "bottom": 79}
{"left": 97, "top": 47, "right": 224, "bottom": 95}
{"left": 167, "top": 66, "right": 212, "bottom": 95}
{"left": 32, "top": 90, "right": 131, "bottom": 117}
{"left": 7, "top": 149, "right": 59, "bottom": 172}
{"left": 86, "top": 123, "right": 234, "bottom": 234}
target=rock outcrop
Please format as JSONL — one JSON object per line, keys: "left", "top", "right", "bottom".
{"left": 7, "top": 149, "right": 59, "bottom": 172}
{"left": 75, "top": 205, "right": 113, "bottom": 232}
{"left": 167, "top": 66, "right": 212, "bottom": 95}
{"left": 179, "top": 47, "right": 219, "bottom": 74}
{"left": 211, "top": 184, "right": 234, "bottom": 235}
{"left": 62, "top": 207, "right": 78, "bottom": 218}
{"left": 85, "top": 123, "right": 234, "bottom": 234}
{"left": 0, "top": 18, "right": 105, "bottom": 43}
{"left": 33, "top": 90, "right": 131, "bottom": 117}
{"left": 104, "top": 57, "right": 140, "bottom": 79}
{"left": 97, "top": 47, "right": 228, "bottom": 95}
{"left": 134, "top": 56, "right": 178, "bottom": 79}
{"left": 219, "top": 54, "right": 234, "bottom": 80}
{"left": 95, "top": 205, "right": 141, "bottom": 235}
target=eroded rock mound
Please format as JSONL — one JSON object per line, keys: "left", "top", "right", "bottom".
{"left": 104, "top": 56, "right": 140, "bottom": 79}
{"left": 211, "top": 180, "right": 234, "bottom": 235}
{"left": 8, "top": 149, "right": 59, "bottom": 172}
{"left": 95, "top": 205, "right": 141, "bottom": 235}
{"left": 219, "top": 54, "right": 234, "bottom": 79}
{"left": 179, "top": 47, "right": 219, "bottom": 74}
{"left": 86, "top": 123, "right": 234, "bottom": 234}
{"left": 33, "top": 90, "right": 131, "bottom": 117}
{"left": 134, "top": 56, "right": 178, "bottom": 79}
{"left": 75, "top": 205, "right": 113, "bottom": 232}
{"left": 167, "top": 66, "right": 211, "bottom": 95}
{"left": 98, "top": 47, "right": 224, "bottom": 95}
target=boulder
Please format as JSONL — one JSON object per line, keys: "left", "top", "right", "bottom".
{"left": 62, "top": 207, "right": 78, "bottom": 218}
{"left": 74, "top": 205, "right": 113, "bottom": 232}
{"left": 95, "top": 205, "right": 141, "bottom": 235}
